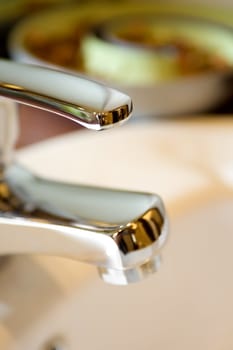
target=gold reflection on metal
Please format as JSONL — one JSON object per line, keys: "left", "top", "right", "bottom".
{"left": 97, "top": 103, "right": 133, "bottom": 127}
{"left": 0, "top": 84, "right": 132, "bottom": 130}
{"left": 113, "top": 207, "right": 164, "bottom": 254}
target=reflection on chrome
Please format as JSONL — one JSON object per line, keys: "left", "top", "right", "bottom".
{"left": 0, "top": 59, "right": 133, "bottom": 130}
{"left": 0, "top": 60, "right": 168, "bottom": 285}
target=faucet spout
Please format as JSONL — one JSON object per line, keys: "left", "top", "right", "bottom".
{"left": 0, "top": 58, "right": 132, "bottom": 131}
{"left": 1, "top": 163, "right": 167, "bottom": 285}
{"left": 0, "top": 59, "right": 168, "bottom": 285}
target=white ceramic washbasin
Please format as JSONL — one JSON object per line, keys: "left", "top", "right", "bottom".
{"left": 0, "top": 118, "right": 233, "bottom": 350}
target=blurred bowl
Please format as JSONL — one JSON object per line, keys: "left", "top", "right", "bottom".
{"left": 7, "top": 2, "right": 233, "bottom": 117}
{"left": 81, "top": 14, "right": 233, "bottom": 84}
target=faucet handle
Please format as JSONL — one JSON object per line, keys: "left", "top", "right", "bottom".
{"left": 0, "top": 59, "right": 133, "bottom": 130}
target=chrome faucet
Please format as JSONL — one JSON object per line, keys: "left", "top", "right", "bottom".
{"left": 0, "top": 59, "right": 168, "bottom": 285}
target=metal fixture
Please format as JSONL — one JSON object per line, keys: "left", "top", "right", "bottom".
{"left": 0, "top": 59, "right": 168, "bottom": 285}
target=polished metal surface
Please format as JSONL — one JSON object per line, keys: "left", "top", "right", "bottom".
{"left": 0, "top": 60, "right": 168, "bottom": 285}
{"left": 0, "top": 163, "right": 168, "bottom": 285}
{"left": 0, "top": 59, "right": 132, "bottom": 130}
